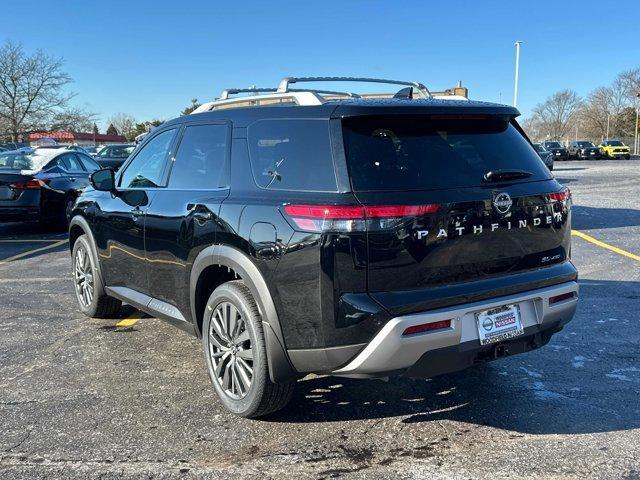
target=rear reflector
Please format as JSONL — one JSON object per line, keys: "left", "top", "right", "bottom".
{"left": 548, "top": 188, "right": 571, "bottom": 202}
{"left": 549, "top": 292, "right": 576, "bottom": 305}
{"left": 402, "top": 319, "right": 451, "bottom": 336}
{"left": 283, "top": 203, "right": 440, "bottom": 232}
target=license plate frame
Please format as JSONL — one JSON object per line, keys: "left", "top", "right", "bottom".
{"left": 475, "top": 304, "right": 524, "bottom": 346}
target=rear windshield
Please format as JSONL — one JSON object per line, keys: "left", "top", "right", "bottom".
{"left": 342, "top": 116, "right": 551, "bottom": 191}
{"left": 0, "top": 152, "right": 52, "bottom": 172}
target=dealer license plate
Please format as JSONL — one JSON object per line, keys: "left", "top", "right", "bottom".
{"left": 475, "top": 304, "right": 524, "bottom": 345}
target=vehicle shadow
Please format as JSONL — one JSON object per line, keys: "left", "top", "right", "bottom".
{"left": 553, "top": 167, "right": 588, "bottom": 172}
{"left": 552, "top": 176, "right": 578, "bottom": 184}
{"left": 270, "top": 279, "right": 640, "bottom": 436}
{"left": 572, "top": 205, "right": 640, "bottom": 230}
{"left": 0, "top": 222, "right": 69, "bottom": 262}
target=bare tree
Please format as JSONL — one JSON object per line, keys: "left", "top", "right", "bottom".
{"left": 618, "top": 68, "right": 640, "bottom": 102}
{"left": 0, "top": 41, "right": 73, "bottom": 141}
{"left": 107, "top": 113, "right": 137, "bottom": 140}
{"left": 531, "top": 89, "right": 583, "bottom": 140}
{"left": 49, "top": 106, "right": 98, "bottom": 132}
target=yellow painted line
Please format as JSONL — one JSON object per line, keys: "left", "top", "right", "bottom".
{"left": 0, "top": 239, "right": 68, "bottom": 265}
{"left": 572, "top": 230, "right": 640, "bottom": 263}
{"left": 115, "top": 311, "right": 144, "bottom": 328}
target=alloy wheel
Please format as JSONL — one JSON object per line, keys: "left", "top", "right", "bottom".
{"left": 74, "top": 245, "right": 94, "bottom": 308}
{"left": 208, "top": 301, "right": 254, "bottom": 400}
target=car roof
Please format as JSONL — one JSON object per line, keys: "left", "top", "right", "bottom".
{"left": 165, "top": 98, "right": 520, "bottom": 129}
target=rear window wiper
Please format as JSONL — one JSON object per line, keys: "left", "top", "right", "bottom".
{"left": 483, "top": 169, "right": 533, "bottom": 183}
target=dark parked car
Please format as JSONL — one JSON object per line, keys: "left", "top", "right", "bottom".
{"left": 541, "top": 141, "right": 569, "bottom": 161}
{"left": 532, "top": 143, "right": 554, "bottom": 170}
{"left": 82, "top": 145, "right": 99, "bottom": 156}
{"left": 69, "top": 77, "right": 578, "bottom": 417}
{"left": 0, "top": 142, "right": 30, "bottom": 151}
{"left": 568, "top": 140, "right": 600, "bottom": 159}
{"left": 93, "top": 143, "right": 136, "bottom": 169}
{"left": 0, "top": 149, "right": 101, "bottom": 225}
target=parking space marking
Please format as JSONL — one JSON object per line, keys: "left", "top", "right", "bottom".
{"left": 115, "top": 311, "right": 144, "bottom": 328}
{"left": 572, "top": 230, "right": 640, "bottom": 262}
{"left": 0, "top": 239, "right": 68, "bottom": 265}
{"left": 0, "top": 239, "right": 65, "bottom": 243}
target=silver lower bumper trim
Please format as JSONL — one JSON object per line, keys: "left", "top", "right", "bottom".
{"left": 332, "top": 281, "right": 579, "bottom": 377}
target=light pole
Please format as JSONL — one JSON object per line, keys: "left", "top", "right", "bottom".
{"left": 606, "top": 114, "right": 610, "bottom": 140}
{"left": 513, "top": 41, "right": 523, "bottom": 108}
{"left": 635, "top": 93, "right": 639, "bottom": 156}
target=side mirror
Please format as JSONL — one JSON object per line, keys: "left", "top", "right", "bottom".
{"left": 90, "top": 168, "right": 116, "bottom": 191}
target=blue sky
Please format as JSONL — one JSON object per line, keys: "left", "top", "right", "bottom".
{"left": 3, "top": 0, "right": 639, "bottom": 130}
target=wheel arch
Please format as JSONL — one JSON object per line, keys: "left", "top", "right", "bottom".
{"left": 190, "top": 244, "right": 298, "bottom": 383}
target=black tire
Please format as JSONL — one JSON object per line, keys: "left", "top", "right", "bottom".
{"left": 625, "top": 155, "right": 631, "bottom": 160}
{"left": 72, "top": 234, "right": 121, "bottom": 318}
{"left": 202, "top": 280, "right": 294, "bottom": 418}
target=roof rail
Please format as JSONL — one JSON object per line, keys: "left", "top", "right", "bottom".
{"left": 192, "top": 76, "right": 441, "bottom": 114}
{"left": 219, "top": 87, "right": 361, "bottom": 100}
{"left": 276, "top": 76, "right": 433, "bottom": 99}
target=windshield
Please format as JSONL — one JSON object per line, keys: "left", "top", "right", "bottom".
{"left": 342, "top": 116, "right": 551, "bottom": 191}
{"left": 0, "top": 152, "right": 52, "bottom": 172}
{"left": 545, "top": 142, "right": 562, "bottom": 149}
{"left": 577, "top": 141, "right": 595, "bottom": 148}
{"left": 606, "top": 140, "right": 624, "bottom": 146}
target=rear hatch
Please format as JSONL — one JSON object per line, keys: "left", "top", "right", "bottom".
{"left": 340, "top": 113, "right": 572, "bottom": 314}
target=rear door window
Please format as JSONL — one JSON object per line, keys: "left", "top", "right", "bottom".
{"left": 168, "top": 124, "right": 229, "bottom": 189}
{"left": 248, "top": 119, "right": 337, "bottom": 192}
{"left": 58, "top": 153, "right": 85, "bottom": 172}
{"left": 342, "top": 116, "right": 551, "bottom": 191}
{"left": 77, "top": 153, "right": 101, "bottom": 172}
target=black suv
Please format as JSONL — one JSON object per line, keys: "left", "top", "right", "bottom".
{"left": 568, "top": 140, "right": 600, "bottom": 159}
{"left": 69, "top": 77, "right": 579, "bottom": 417}
{"left": 541, "top": 141, "right": 569, "bottom": 161}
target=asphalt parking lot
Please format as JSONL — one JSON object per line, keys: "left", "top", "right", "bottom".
{"left": 1, "top": 159, "right": 639, "bottom": 479}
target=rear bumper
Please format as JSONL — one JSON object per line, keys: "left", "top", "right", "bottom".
{"left": 0, "top": 206, "right": 41, "bottom": 222}
{"left": 331, "top": 281, "right": 578, "bottom": 378}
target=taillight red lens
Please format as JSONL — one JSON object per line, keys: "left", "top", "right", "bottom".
{"left": 402, "top": 319, "right": 451, "bottom": 336}
{"left": 283, "top": 203, "right": 440, "bottom": 232}
{"left": 283, "top": 204, "right": 365, "bottom": 219}
{"left": 10, "top": 179, "right": 44, "bottom": 189}
{"left": 548, "top": 188, "right": 571, "bottom": 202}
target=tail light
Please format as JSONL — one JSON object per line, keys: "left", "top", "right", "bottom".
{"left": 283, "top": 203, "right": 440, "bottom": 233}
{"left": 10, "top": 179, "right": 45, "bottom": 190}
{"left": 548, "top": 187, "right": 571, "bottom": 203}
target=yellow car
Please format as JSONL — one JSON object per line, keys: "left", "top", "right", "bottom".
{"left": 598, "top": 140, "right": 631, "bottom": 159}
